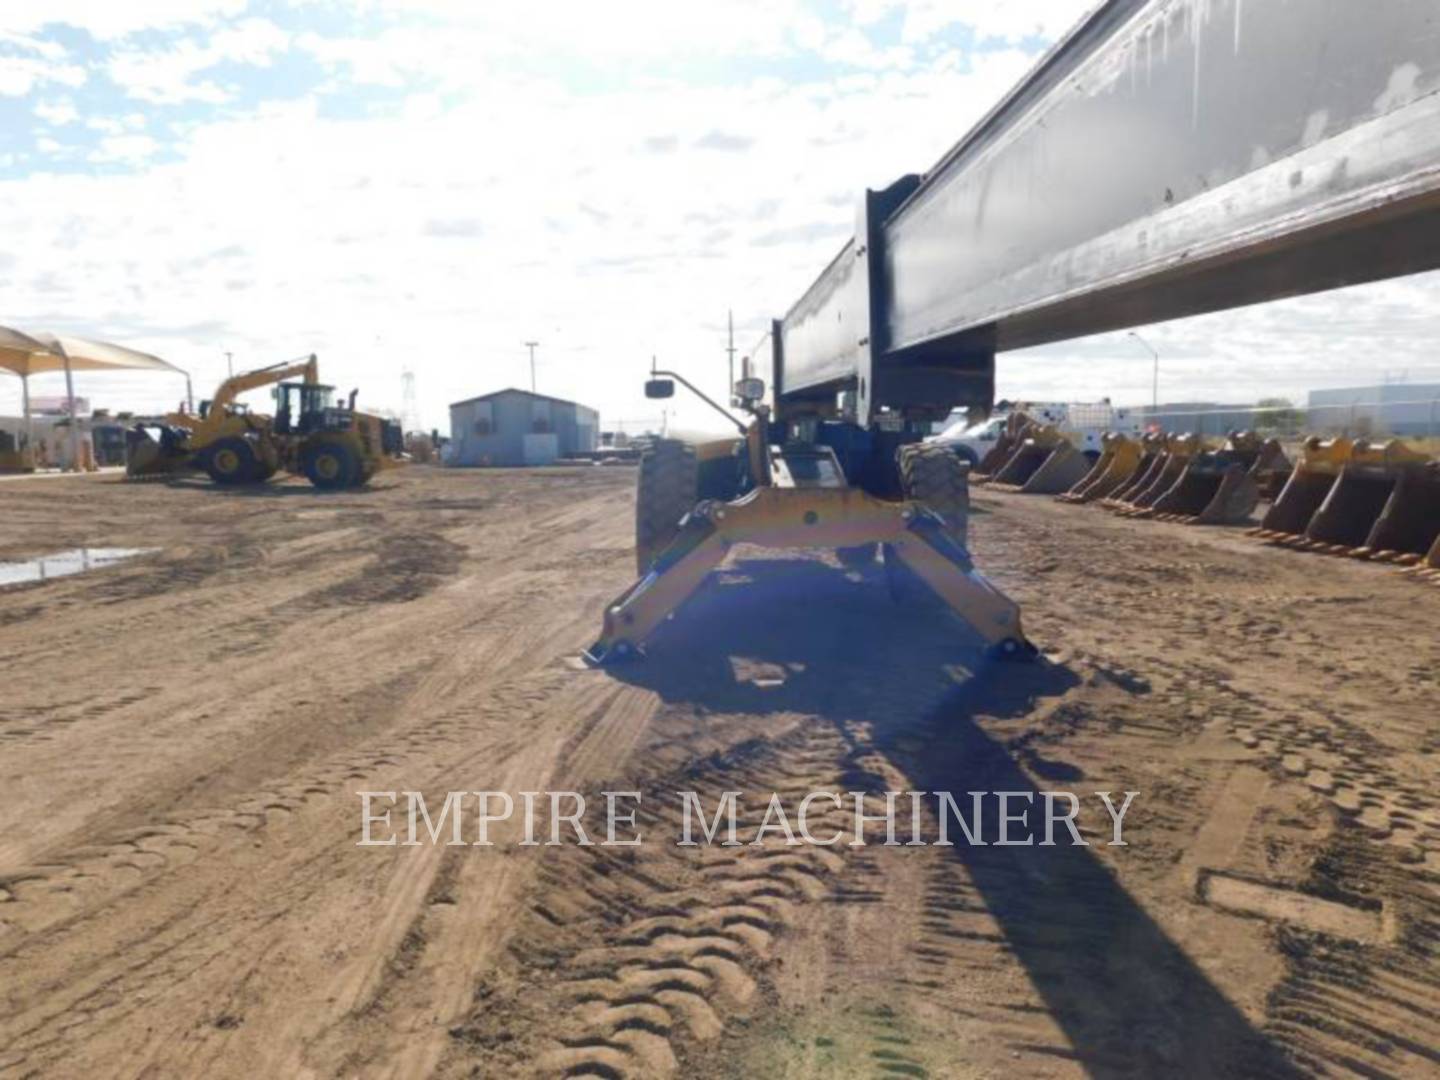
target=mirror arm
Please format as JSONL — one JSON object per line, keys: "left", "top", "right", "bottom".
{"left": 651, "top": 368, "right": 748, "bottom": 435}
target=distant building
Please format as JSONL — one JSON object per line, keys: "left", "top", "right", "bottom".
{"left": 1307, "top": 384, "right": 1440, "bottom": 437}
{"left": 448, "top": 388, "right": 599, "bottom": 467}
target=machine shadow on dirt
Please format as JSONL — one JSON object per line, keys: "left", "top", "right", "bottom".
{"left": 127, "top": 476, "right": 391, "bottom": 498}
{"left": 603, "top": 555, "right": 1298, "bottom": 1077}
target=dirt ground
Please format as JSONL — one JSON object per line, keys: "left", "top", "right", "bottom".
{"left": 1, "top": 466, "right": 1436, "bottom": 1079}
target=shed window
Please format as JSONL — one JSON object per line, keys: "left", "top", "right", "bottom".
{"left": 472, "top": 401, "right": 494, "bottom": 435}
{"left": 531, "top": 399, "right": 552, "bottom": 433}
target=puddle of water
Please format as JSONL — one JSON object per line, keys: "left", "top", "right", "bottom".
{"left": 0, "top": 548, "right": 158, "bottom": 588}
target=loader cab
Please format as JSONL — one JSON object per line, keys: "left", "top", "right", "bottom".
{"left": 274, "top": 382, "right": 352, "bottom": 435}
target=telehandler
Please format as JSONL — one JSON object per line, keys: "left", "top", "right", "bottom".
{"left": 586, "top": 355, "right": 1030, "bottom": 665}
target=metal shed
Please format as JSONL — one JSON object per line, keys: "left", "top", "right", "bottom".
{"left": 448, "top": 388, "right": 599, "bottom": 467}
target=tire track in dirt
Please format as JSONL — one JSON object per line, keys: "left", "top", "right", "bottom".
{"left": 440, "top": 721, "right": 869, "bottom": 1077}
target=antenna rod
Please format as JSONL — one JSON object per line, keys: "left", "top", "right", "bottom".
{"left": 726, "top": 310, "right": 736, "bottom": 406}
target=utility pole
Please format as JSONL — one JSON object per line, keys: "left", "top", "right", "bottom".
{"left": 726, "top": 309, "right": 736, "bottom": 405}
{"left": 401, "top": 368, "right": 418, "bottom": 434}
{"left": 524, "top": 341, "right": 539, "bottom": 393}
{"left": 1128, "top": 331, "right": 1159, "bottom": 410}
{"left": 225, "top": 350, "right": 234, "bottom": 378}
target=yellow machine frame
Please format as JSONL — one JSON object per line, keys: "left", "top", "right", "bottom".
{"left": 587, "top": 410, "right": 1029, "bottom": 663}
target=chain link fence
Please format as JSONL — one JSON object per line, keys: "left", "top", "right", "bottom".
{"left": 1140, "top": 397, "right": 1440, "bottom": 447}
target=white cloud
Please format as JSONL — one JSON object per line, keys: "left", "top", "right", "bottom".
{"left": 106, "top": 16, "right": 289, "bottom": 104}
{"left": 0, "top": 55, "right": 86, "bottom": 97}
{"left": 847, "top": 0, "right": 1092, "bottom": 44}
{"left": 34, "top": 98, "right": 79, "bottom": 125}
{"left": 0, "top": 1, "right": 246, "bottom": 40}
{"left": 88, "top": 134, "right": 160, "bottom": 164}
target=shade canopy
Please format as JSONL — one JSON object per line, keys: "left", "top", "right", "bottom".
{"left": 0, "top": 326, "right": 52, "bottom": 373}
{"left": 0, "top": 329, "right": 184, "bottom": 377}
{"left": 0, "top": 326, "right": 190, "bottom": 469}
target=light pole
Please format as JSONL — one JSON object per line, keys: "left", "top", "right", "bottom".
{"left": 1128, "top": 331, "right": 1159, "bottom": 410}
{"left": 524, "top": 341, "right": 539, "bottom": 393}
{"left": 726, "top": 309, "right": 736, "bottom": 405}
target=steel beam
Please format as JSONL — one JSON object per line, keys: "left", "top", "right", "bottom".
{"left": 779, "top": 0, "right": 1440, "bottom": 410}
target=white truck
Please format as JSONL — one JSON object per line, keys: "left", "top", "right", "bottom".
{"left": 927, "top": 401, "right": 1141, "bottom": 467}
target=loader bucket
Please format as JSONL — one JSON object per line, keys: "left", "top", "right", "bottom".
{"left": 1302, "top": 442, "right": 1436, "bottom": 555}
{"left": 1253, "top": 437, "right": 1352, "bottom": 541}
{"left": 125, "top": 424, "right": 195, "bottom": 480}
{"left": 1059, "top": 433, "right": 1141, "bottom": 503}
{"left": 1356, "top": 462, "right": 1440, "bottom": 563}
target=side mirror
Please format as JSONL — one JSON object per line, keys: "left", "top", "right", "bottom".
{"left": 734, "top": 377, "right": 765, "bottom": 403}
{"left": 644, "top": 378, "right": 675, "bottom": 399}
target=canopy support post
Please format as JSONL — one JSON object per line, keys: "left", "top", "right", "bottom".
{"left": 63, "top": 353, "right": 81, "bottom": 472}
{"left": 20, "top": 372, "right": 31, "bottom": 451}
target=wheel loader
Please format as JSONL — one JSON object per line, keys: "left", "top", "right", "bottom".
{"left": 126, "top": 355, "right": 404, "bottom": 489}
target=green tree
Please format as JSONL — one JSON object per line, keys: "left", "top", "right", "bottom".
{"left": 1255, "top": 396, "right": 1303, "bottom": 434}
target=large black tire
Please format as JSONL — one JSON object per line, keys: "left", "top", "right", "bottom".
{"left": 303, "top": 440, "right": 360, "bottom": 490}
{"left": 952, "top": 444, "right": 980, "bottom": 469}
{"left": 899, "top": 443, "right": 970, "bottom": 550}
{"left": 636, "top": 439, "right": 698, "bottom": 574}
{"left": 697, "top": 452, "right": 743, "bottom": 501}
{"left": 203, "top": 436, "right": 261, "bottom": 485}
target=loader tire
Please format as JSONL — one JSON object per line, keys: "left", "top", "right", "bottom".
{"left": 900, "top": 443, "right": 970, "bottom": 551}
{"left": 636, "top": 439, "right": 698, "bottom": 574}
{"left": 204, "top": 437, "right": 261, "bottom": 485}
{"left": 303, "top": 441, "right": 359, "bottom": 490}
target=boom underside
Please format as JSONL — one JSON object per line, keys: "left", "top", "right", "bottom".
{"left": 772, "top": 0, "right": 1440, "bottom": 424}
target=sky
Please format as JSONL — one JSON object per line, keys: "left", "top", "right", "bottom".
{"left": 2, "top": 0, "right": 1440, "bottom": 434}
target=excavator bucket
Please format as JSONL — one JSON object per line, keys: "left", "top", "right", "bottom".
{"left": 988, "top": 427, "right": 1088, "bottom": 494}
{"left": 1249, "top": 438, "right": 1293, "bottom": 501}
{"left": 1250, "top": 437, "right": 1353, "bottom": 544}
{"left": 1018, "top": 441, "right": 1091, "bottom": 494}
{"left": 1058, "top": 432, "right": 1142, "bottom": 503}
{"left": 1149, "top": 458, "right": 1257, "bottom": 525}
{"left": 1148, "top": 432, "right": 1270, "bottom": 525}
{"left": 1411, "top": 533, "right": 1440, "bottom": 585}
{"left": 125, "top": 424, "right": 196, "bottom": 480}
{"left": 1297, "top": 441, "right": 1435, "bottom": 555}
{"left": 1114, "top": 434, "right": 1203, "bottom": 516}
{"left": 973, "top": 414, "right": 1041, "bottom": 482}
{"left": 1099, "top": 432, "right": 1168, "bottom": 508}
{"left": 1356, "top": 461, "right": 1440, "bottom": 564}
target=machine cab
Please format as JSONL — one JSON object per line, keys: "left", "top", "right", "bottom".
{"left": 274, "top": 382, "right": 351, "bottom": 435}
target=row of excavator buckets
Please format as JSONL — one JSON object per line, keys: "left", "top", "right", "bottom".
{"left": 970, "top": 416, "right": 1440, "bottom": 585}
